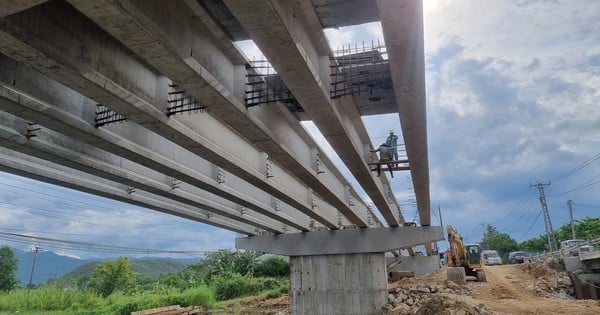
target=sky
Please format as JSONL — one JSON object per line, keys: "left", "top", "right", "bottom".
{"left": 1, "top": 0, "right": 599, "bottom": 258}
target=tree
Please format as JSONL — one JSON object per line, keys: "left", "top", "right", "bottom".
{"left": 255, "top": 256, "right": 290, "bottom": 278}
{"left": 0, "top": 246, "right": 19, "bottom": 291}
{"left": 555, "top": 216, "right": 600, "bottom": 241}
{"left": 519, "top": 236, "right": 546, "bottom": 252}
{"left": 519, "top": 216, "right": 600, "bottom": 252}
{"left": 187, "top": 250, "right": 260, "bottom": 282}
{"left": 89, "top": 256, "right": 136, "bottom": 297}
{"left": 482, "top": 225, "right": 519, "bottom": 262}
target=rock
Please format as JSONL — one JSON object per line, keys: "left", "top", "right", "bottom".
{"left": 390, "top": 303, "right": 411, "bottom": 315}
{"left": 412, "top": 286, "right": 431, "bottom": 294}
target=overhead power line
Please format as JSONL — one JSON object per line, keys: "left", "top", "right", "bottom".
{"left": 573, "top": 202, "right": 600, "bottom": 209}
{"left": 553, "top": 152, "right": 600, "bottom": 182}
{"left": 0, "top": 231, "right": 208, "bottom": 256}
{"left": 519, "top": 209, "right": 543, "bottom": 241}
{"left": 550, "top": 177, "right": 600, "bottom": 198}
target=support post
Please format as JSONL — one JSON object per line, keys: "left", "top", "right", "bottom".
{"left": 290, "top": 253, "right": 387, "bottom": 315}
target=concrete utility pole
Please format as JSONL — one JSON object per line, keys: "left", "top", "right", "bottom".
{"left": 530, "top": 181, "right": 557, "bottom": 252}
{"left": 568, "top": 200, "right": 576, "bottom": 240}
{"left": 28, "top": 244, "right": 42, "bottom": 288}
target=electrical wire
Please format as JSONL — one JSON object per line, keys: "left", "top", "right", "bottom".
{"left": 573, "top": 202, "right": 600, "bottom": 209}
{"left": 519, "top": 209, "right": 543, "bottom": 240}
{"left": 553, "top": 152, "right": 600, "bottom": 182}
{"left": 549, "top": 177, "right": 600, "bottom": 198}
{"left": 0, "top": 227, "right": 195, "bottom": 243}
{"left": 0, "top": 181, "right": 117, "bottom": 212}
{"left": 0, "top": 231, "right": 208, "bottom": 256}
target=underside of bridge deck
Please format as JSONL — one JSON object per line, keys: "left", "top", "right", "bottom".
{"left": 0, "top": 1, "right": 434, "bottom": 313}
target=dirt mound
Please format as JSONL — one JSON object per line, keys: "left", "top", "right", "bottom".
{"left": 517, "top": 259, "right": 573, "bottom": 298}
{"left": 414, "top": 295, "right": 489, "bottom": 315}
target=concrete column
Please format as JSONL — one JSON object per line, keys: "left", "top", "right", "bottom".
{"left": 290, "top": 253, "right": 387, "bottom": 315}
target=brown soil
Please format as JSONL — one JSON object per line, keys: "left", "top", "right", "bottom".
{"left": 473, "top": 264, "right": 600, "bottom": 315}
{"left": 213, "top": 262, "right": 600, "bottom": 314}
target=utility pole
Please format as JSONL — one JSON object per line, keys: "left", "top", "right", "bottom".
{"left": 28, "top": 244, "right": 42, "bottom": 288}
{"left": 530, "top": 181, "right": 557, "bottom": 252}
{"left": 568, "top": 200, "right": 576, "bottom": 240}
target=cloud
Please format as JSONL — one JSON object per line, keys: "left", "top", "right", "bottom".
{"left": 423, "top": 0, "right": 600, "bottom": 244}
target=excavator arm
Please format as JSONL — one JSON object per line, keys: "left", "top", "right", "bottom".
{"left": 446, "top": 225, "right": 486, "bottom": 283}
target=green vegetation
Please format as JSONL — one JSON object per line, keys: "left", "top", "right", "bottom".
{"left": 0, "top": 286, "right": 214, "bottom": 315}
{"left": 89, "top": 257, "right": 136, "bottom": 297}
{"left": 481, "top": 216, "right": 600, "bottom": 258}
{"left": 482, "top": 225, "right": 519, "bottom": 262}
{"left": 0, "top": 251, "right": 290, "bottom": 314}
{"left": 0, "top": 246, "right": 18, "bottom": 292}
{"left": 519, "top": 217, "right": 600, "bottom": 252}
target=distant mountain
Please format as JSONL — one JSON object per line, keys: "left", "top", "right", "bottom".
{"left": 11, "top": 247, "right": 200, "bottom": 286}
{"left": 56, "top": 258, "right": 194, "bottom": 288}
{"left": 14, "top": 249, "right": 94, "bottom": 286}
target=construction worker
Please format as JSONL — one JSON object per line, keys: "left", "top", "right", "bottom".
{"left": 371, "top": 143, "right": 393, "bottom": 178}
{"left": 386, "top": 130, "right": 399, "bottom": 161}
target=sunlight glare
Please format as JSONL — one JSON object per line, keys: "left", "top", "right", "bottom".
{"left": 423, "top": 0, "right": 440, "bottom": 11}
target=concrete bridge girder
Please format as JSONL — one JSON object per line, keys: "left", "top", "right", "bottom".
{"left": 0, "top": 59, "right": 313, "bottom": 232}
{"left": 236, "top": 226, "right": 444, "bottom": 256}
{"left": 0, "top": 147, "right": 258, "bottom": 235}
{"left": 0, "top": 61, "right": 318, "bottom": 233}
{"left": 377, "top": 0, "right": 430, "bottom": 226}
{"left": 0, "top": 110, "right": 297, "bottom": 233}
{"left": 222, "top": 0, "right": 403, "bottom": 226}
{"left": 0, "top": 0, "right": 377, "bottom": 229}
{"left": 64, "top": 0, "right": 374, "bottom": 227}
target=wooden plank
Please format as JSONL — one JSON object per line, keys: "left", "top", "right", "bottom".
{"left": 131, "top": 305, "right": 180, "bottom": 315}
{"left": 157, "top": 306, "right": 194, "bottom": 315}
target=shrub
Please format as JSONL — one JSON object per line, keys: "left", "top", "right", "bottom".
{"left": 211, "top": 273, "right": 261, "bottom": 300}
{"left": 181, "top": 287, "right": 215, "bottom": 307}
{"left": 255, "top": 256, "right": 290, "bottom": 278}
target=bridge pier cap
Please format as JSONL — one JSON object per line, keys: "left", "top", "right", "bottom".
{"left": 235, "top": 226, "right": 443, "bottom": 256}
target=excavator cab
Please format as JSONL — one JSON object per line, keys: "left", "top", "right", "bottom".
{"left": 466, "top": 244, "right": 483, "bottom": 266}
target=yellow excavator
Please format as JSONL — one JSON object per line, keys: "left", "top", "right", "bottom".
{"left": 446, "top": 225, "right": 486, "bottom": 284}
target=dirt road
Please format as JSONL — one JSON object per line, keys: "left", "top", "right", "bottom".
{"left": 473, "top": 264, "right": 600, "bottom": 315}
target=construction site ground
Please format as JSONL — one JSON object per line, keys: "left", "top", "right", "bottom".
{"left": 386, "top": 260, "right": 600, "bottom": 314}
{"left": 214, "top": 260, "right": 600, "bottom": 314}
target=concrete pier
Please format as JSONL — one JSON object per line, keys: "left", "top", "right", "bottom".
{"left": 237, "top": 226, "right": 444, "bottom": 314}
{"left": 291, "top": 253, "right": 387, "bottom": 315}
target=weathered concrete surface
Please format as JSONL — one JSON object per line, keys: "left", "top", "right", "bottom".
{"left": 387, "top": 255, "right": 441, "bottom": 276}
{"left": 0, "top": 55, "right": 323, "bottom": 232}
{"left": 0, "top": 147, "right": 257, "bottom": 235}
{"left": 0, "top": 0, "right": 47, "bottom": 17}
{"left": 66, "top": 0, "right": 373, "bottom": 228}
{"left": 0, "top": 1, "right": 344, "bottom": 229}
{"left": 236, "top": 226, "right": 444, "bottom": 256}
{"left": 378, "top": 0, "right": 430, "bottom": 225}
{"left": 291, "top": 253, "right": 388, "bottom": 315}
{"left": 224, "top": 0, "right": 404, "bottom": 226}
{"left": 0, "top": 109, "right": 293, "bottom": 233}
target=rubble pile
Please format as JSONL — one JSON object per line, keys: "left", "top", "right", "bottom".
{"left": 518, "top": 259, "right": 573, "bottom": 298}
{"left": 383, "top": 271, "right": 493, "bottom": 315}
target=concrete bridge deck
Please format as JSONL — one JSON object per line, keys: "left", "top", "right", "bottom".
{"left": 0, "top": 1, "right": 437, "bottom": 313}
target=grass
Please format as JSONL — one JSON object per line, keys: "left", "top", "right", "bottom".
{"left": 0, "top": 286, "right": 215, "bottom": 315}
{"left": 0, "top": 276, "right": 286, "bottom": 314}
